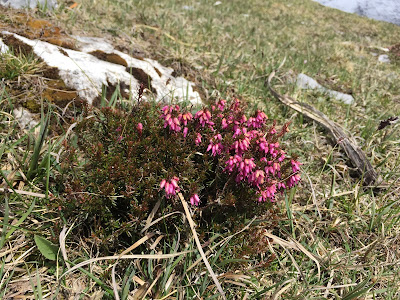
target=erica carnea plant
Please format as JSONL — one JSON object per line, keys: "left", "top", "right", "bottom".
{"left": 57, "top": 97, "right": 301, "bottom": 247}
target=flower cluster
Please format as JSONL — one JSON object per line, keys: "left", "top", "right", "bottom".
{"left": 160, "top": 176, "right": 180, "bottom": 198}
{"left": 159, "top": 98, "right": 301, "bottom": 205}
{"left": 59, "top": 97, "right": 301, "bottom": 249}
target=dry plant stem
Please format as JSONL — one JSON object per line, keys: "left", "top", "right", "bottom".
{"left": 264, "top": 229, "right": 321, "bottom": 279}
{"left": 111, "top": 233, "right": 155, "bottom": 300}
{"left": 186, "top": 216, "right": 257, "bottom": 273}
{"left": 58, "top": 251, "right": 192, "bottom": 281}
{"left": 177, "top": 192, "right": 226, "bottom": 299}
{"left": 267, "top": 71, "right": 380, "bottom": 186}
{"left": 0, "top": 188, "right": 45, "bottom": 198}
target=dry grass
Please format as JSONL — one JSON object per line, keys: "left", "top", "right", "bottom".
{"left": 1, "top": 0, "right": 400, "bottom": 298}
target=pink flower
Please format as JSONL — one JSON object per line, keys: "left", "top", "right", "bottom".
{"left": 221, "top": 118, "right": 229, "bottom": 129}
{"left": 258, "top": 183, "right": 277, "bottom": 202}
{"left": 286, "top": 174, "right": 301, "bottom": 188}
{"left": 231, "top": 98, "right": 241, "bottom": 111}
{"left": 278, "top": 151, "right": 286, "bottom": 162}
{"left": 136, "top": 122, "right": 143, "bottom": 134}
{"left": 195, "top": 133, "right": 202, "bottom": 145}
{"left": 190, "top": 194, "right": 200, "bottom": 206}
{"left": 161, "top": 105, "right": 182, "bottom": 132}
{"left": 195, "top": 109, "right": 214, "bottom": 128}
{"left": 248, "top": 110, "right": 268, "bottom": 128}
{"left": 160, "top": 177, "right": 180, "bottom": 198}
{"left": 291, "top": 160, "right": 302, "bottom": 173}
{"left": 178, "top": 111, "right": 193, "bottom": 126}
{"left": 277, "top": 182, "right": 286, "bottom": 190}
{"left": 259, "top": 143, "right": 268, "bottom": 153}
{"left": 160, "top": 179, "right": 166, "bottom": 189}
{"left": 248, "top": 169, "right": 265, "bottom": 186}
{"left": 183, "top": 127, "right": 189, "bottom": 138}
{"left": 207, "top": 134, "right": 223, "bottom": 156}
{"left": 217, "top": 99, "right": 226, "bottom": 111}
{"left": 224, "top": 155, "right": 242, "bottom": 173}
{"left": 236, "top": 158, "right": 256, "bottom": 182}
{"left": 265, "top": 161, "right": 280, "bottom": 176}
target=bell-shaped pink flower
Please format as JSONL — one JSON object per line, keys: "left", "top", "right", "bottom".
{"left": 189, "top": 194, "right": 200, "bottom": 206}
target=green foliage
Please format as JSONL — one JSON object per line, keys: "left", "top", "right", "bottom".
{"left": 0, "top": 50, "right": 42, "bottom": 80}
{"left": 34, "top": 235, "right": 59, "bottom": 261}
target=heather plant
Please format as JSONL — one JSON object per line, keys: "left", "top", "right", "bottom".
{"left": 57, "top": 97, "right": 301, "bottom": 248}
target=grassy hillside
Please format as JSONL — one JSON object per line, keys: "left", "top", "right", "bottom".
{"left": 1, "top": 0, "right": 400, "bottom": 298}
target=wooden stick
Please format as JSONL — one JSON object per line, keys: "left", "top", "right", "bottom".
{"left": 267, "top": 71, "right": 381, "bottom": 186}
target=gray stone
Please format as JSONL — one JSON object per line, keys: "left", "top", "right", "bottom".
{"left": 13, "top": 107, "right": 39, "bottom": 130}
{"left": 1, "top": 31, "right": 202, "bottom": 106}
{"left": 296, "top": 73, "right": 355, "bottom": 105}
{"left": 378, "top": 54, "right": 390, "bottom": 63}
{"left": 0, "top": 0, "right": 57, "bottom": 10}
{"left": 0, "top": 38, "right": 9, "bottom": 54}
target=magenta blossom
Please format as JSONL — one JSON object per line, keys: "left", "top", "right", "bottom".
{"left": 183, "top": 127, "right": 189, "bottom": 138}
{"left": 207, "top": 134, "right": 223, "bottom": 156}
{"left": 217, "top": 99, "right": 226, "bottom": 111}
{"left": 136, "top": 122, "right": 143, "bottom": 134}
{"left": 160, "top": 176, "right": 180, "bottom": 198}
{"left": 190, "top": 194, "right": 200, "bottom": 206}
{"left": 195, "top": 133, "right": 202, "bottom": 145}
{"left": 161, "top": 105, "right": 181, "bottom": 132}
{"left": 236, "top": 158, "right": 256, "bottom": 182}
{"left": 248, "top": 110, "right": 268, "bottom": 129}
{"left": 287, "top": 174, "right": 301, "bottom": 188}
{"left": 248, "top": 169, "right": 265, "bottom": 187}
{"left": 258, "top": 183, "right": 277, "bottom": 202}
{"left": 178, "top": 111, "right": 193, "bottom": 126}
{"left": 195, "top": 109, "right": 214, "bottom": 128}
{"left": 224, "top": 155, "right": 242, "bottom": 173}
{"left": 291, "top": 160, "right": 302, "bottom": 173}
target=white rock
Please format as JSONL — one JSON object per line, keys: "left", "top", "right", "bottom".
{"left": 378, "top": 54, "right": 390, "bottom": 63}
{"left": 13, "top": 107, "right": 39, "bottom": 130}
{"left": 182, "top": 5, "right": 194, "bottom": 10}
{"left": 296, "top": 73, "right": 355, "bottom": 105}
{"left": 0, "top": 0, "right": 57, "bottom": 9}
{"left": 0, "top": 38, "right": 9, "bottom": 54}
{"left": 296, "top": 73, "right": 322, "bottom": 90}
{"left": 1, "top": 31, "right": 202, "bottom": 106}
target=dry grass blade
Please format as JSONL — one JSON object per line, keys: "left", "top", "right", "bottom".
{"left": 0, "top": 241, "right": 27, "bottom": 258}
{"left": 111, "top": 263, "right": 120, "bottom": 300}
{"left": 142, "top": 199, "right": 161, "bottom": 233}
{"left": 301, "top": 167, "right": 322, "bottom": 219}
{"left": 111, "top": 233, "right": 155, "bottom": 300}
{"left": 272, "top": 278, "right": 295, "bottom": 300}
{"left": 177, "top": 192, "right": 226, "bottom": 299}
{"left": 186, "top": 216, "right": 256, "bottom": 273}
{"left": 59, "top": 251, "right": 192, "bottom": 280}
{"left": 58, "top": 225, "right": 72, "bottom": 270}
{"left": 0, "top": 188, "right": 45, "bottom": 198}
{"left": 5, "top": 246, "right": 35, "bottom": 268}
{"left": 134, "top": 24, "right": 193, "bottom": 47}
{"left": 141, "top": 212, "right": 184, "bottom": 234}
{"left": 263, "top": 229, "right": 321, "bottom": 280}
{"left": 118, "top": 233, "right": 155, "bottom": 258}
{"left": 143, "top": 272, "right": 162, "bottom": 299}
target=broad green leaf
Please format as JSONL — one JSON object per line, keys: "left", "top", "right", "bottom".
{"left": 34, "top": 235, "right": 58, "bottom": 261}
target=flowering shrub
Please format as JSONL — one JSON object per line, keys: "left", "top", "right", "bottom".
{"left": 57, "top": 97, "right": 300, "bottom": 247}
